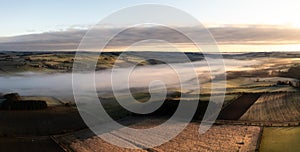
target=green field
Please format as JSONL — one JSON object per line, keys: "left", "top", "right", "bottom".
{"left": 200, "top": 77, "right": 298, "bottom": 94}
{"left": 260, "top": 127, "right": 300, "bottom": 152}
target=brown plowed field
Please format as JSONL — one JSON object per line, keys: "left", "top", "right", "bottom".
{"left": 218, "top": 94, "right": 261, "bottom": 120}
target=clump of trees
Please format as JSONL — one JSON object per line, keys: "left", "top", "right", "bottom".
{"left": 0, "top": 93, "right": 47, "bottom": 110}
{"left": 280, "top": 65, "right": 300, "bottom": 79}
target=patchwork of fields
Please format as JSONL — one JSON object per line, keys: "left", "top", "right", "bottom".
{"left": 1, "top": 91, "right": 300, "bottom": 151}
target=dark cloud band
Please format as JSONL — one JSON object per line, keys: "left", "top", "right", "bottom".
{"left": 0, "top": 25, "right": 299, "bottom": 51}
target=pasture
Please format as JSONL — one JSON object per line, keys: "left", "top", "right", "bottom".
{"left": 260, "top": 127, "right": 300, "bottom": 152}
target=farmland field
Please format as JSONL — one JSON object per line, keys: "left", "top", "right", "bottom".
{"left": 240, "top": 93, "right": 300, "bottom": 122}
{"left": 54, "top": 119, "right": 261, "bottom": 152}
{"left": 260, "top": 127, "right": 300, "bottom": 152}
{"left": 217, "top": 94, "right": 261, "bottom": 120}
{"left": 200, "top": 77, "right": 299, "bottom": 94}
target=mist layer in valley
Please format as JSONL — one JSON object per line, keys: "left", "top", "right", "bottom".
{"left": 1, "top": 51, "right": 300, "bottom": 102}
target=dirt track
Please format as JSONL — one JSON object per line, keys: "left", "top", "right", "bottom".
{"left": 218, "top": 94, "right": 261, "bottom": 120}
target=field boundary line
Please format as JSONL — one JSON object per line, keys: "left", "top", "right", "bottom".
{"left": 255, "top": 127, "right": 264, "bottom": 152}
{"left": 50, "top": 136, "right": 74, "bottom": 152}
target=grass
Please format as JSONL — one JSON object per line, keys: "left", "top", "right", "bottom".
{"left": 260, "top": 127, "right": 300, "bottom": 152}
{"left": 200, "top": 94, "right": 238, "bottom": 102}
{"left": 200, "top": 77, "right": 298, "bottom": 94}
{"left": 201, "top": 77, "right": 275, "bottom": 89}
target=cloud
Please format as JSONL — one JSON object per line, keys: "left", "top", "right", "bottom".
{"left": 209, "top": 25, "right": 300, "bottom": 45}
{"left": 0, "top": 25, "right": 300, "bottom": 51}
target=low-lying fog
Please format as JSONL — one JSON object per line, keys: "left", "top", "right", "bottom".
{"left": 0, "top": 59, "right": 263, "bottom": 100}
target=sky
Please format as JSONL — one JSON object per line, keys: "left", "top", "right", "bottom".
{"left": 1, "top": 0, "right": 300, "bottom": 52}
